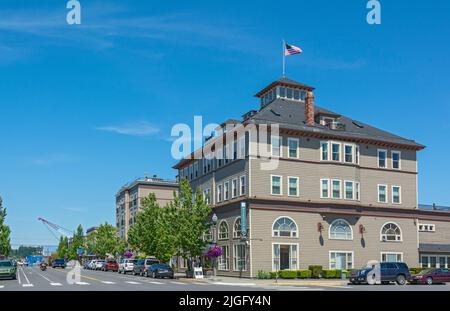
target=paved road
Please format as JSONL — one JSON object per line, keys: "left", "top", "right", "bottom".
{"left": 1, "top": 266, "right": 449, "bottom": 291}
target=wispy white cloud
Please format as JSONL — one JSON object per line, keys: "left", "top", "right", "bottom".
{"left": 95, "top": 121, "right": 160, "bottom": 137}
{"left": 29, "top": 153, "right": 79, "bottom": 166}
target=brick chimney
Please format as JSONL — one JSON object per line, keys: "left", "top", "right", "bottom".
{"left": 305, "top": 91, "right": 315, "bottom": 126}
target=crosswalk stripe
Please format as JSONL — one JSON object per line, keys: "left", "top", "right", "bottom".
{"left": 76, "top": 282, "right": 90, "bottom": 285}
{"left": 102, "top": 281, "right": 116, "bottom": 284}
{"left": 125, "top": 281, "right": 141, "bottom": 285}
{"left": 170, "top": 281, "right": 187, "bottom": 285}
{"left": 0, "top": 285, "right": 4, "bottom": 289}
{"left": 22, "top": 284, "right": 34, "bottom": 287}
{"left": 51, "top": 283, "right": 63, "bottom": 286}
{"left": 149, "top": 281, "right": 164, "bottom": 285}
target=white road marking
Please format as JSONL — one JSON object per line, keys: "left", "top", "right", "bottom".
{"left": 214, "top": 282, "right": 256, "bottom": 286}
{"left": 330, "top": 285, "right": 352, "bottom": 289}
{"left": 51, "top": 283, "right": 63, "bottom": 286}
{"left": 20, "top": 267, "right": 33, "bottom": 287}
{"left": 149, "top": 281, "right": 164, "bottom": 285}
{"left": 125, "top": 281, "right": 141, "bottom": 285}
{"left": 76, "top": 282, "right": 90, "bottom": 285}
{"left": 22, "top": 284, "right": 34, "bottom": 287}
{"left": 102, "top": 281, "right": 116, "bottom": 284}
{"left": 17, "top": 267, "right": 22, "bottom": 285}
{"left": 170, "top": 281, "right": 187, "bottom": 285}
{"left": 0, "top": 285, "right": 4, "bottom": 289}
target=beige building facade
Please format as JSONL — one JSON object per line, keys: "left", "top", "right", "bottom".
{"left": 174, "top": 77, "right": 450, "bottom": 277}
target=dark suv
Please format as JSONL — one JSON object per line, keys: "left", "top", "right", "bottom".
{"left": 350, "top": 262, "right": 411, "bottom": 285}
{"left": 52, "top": 258, "right": 67, "bottom": 269}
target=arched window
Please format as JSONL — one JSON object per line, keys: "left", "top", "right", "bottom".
{"left": 218, "top": 221, "right": 229, "bottom": 240}
{"left": 381, "top": 222, "right": 402, "bottom": 242}
{"left": 272, "top": 217, "right": 297, "bottom": 237}
{"left": 233, "top": 217, "right": 242, "bottom": 238}
{"left": 329, "top": 219, "right": 353, "bottom": 240}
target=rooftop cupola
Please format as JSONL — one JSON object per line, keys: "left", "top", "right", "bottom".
{"left": 255, "top": 77, "right": 315, "bottom": 108}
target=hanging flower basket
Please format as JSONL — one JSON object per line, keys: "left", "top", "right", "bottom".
{"left": 124, "top": 251, "right": 133, "bottom": 259}
{"left": 206, "top": 245, "right": 223, "bottom": 258}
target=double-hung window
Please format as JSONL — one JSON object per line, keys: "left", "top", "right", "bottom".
{"left": 233, "top": 244, "right": 246, "bottom": 271}
{"left": 287, "top": 138, "right": 299, "bottom": 159}
{"left": 239, "top": 175, "right": 246, "bottom": 196}
{"left": 321, "top": 141, "right": 329, "bottom": 161}
{"left": 288, "top": 177, "right": 299, "bottom": 197}
{"left": 355, "top": 182, "right": 360, "bottom": 201}
{"left": 378, "top": 185, "right": 387, "bottom": 203}
{"left": 331, "top": 143, "right": 341, "bottom": 161}
{"left": 224, "top": 181, "right": 230, "bottom": 200}
{"left": 378, "top": 149, "right": 387, "bottom": 168}
{"left": 271, "top": 136, "right": 281, "bottom": 157}
{"left": 321, "top": 179, "right": 330, "bottom": 198}
{"left": 232, "top": 178, "right": 238, "bottom": 198}
{"left": 271, "top": 175, "right": 282, "bottom": 195}
{"left": 392, "top": 151, "right": 401, "bottom": 169}
{"left": 392, "top": 186, "right": 401, "bottom": 204}
{"left": 345, "top": 181, "right": 354, "bottom": 200}
{"left": 344, "top": 144, "right": 354, "bottom": 163}
{"left": 217, "top": 184, "right": 223, "bottom": 202}
{"left": 332, "top": 180, "right": 342, "bottom": 199}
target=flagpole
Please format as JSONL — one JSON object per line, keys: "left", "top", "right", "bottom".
{"left": 282, "top": 39, "right": 286, "bottom": 78}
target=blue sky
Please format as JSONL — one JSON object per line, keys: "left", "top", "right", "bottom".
{"left": 0, "top": 0, "right": 449, "bottom": 246}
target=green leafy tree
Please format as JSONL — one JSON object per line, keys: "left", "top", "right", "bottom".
{"left": 68, "top": 225, "right": 84, "bottom": 260}
{"left": 88, "top": 223, "right": 125, "bottom": 257}
{"left": 170, "top": 178, "right": 212, "bottom": 268}
{"left": 56, "top": 236, "right": 69, "bottom": 259}
{"left": 0, "top": 196, "right": 11, "bottom": 257}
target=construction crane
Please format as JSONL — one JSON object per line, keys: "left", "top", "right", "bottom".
{"left": 37, "top": 217, "right": 73, "bottom": 242}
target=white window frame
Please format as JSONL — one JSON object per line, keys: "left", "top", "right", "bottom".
{"left": 329, "top": 219, "right": 354, "bottom": 240}
{"left": 272, "top": 243, "right": 299, "bottom": 272}
{"left": 344, "top": 180, "right": 354, "bottom": 200}
{"left": 344, "top": 144, "right": 354, "bottom": 164}
{"left": 272, "top": 216, "right": 298, "bottom": 238}
{"left": 355, "top": 182, "right": 360, "bottom": 201}
{"left": 381, "top": 252, "right": 403, "bottom": 263}
{"left": 287, "top": 176, "right": 299, "bottom": 197}
{"left": 218, "top": 245, "right": 230, "bottom": 271}
{"left": 378, "top": 184, "right": 388, "bottom": 203}
{"left": 331, "top": 142, "right": 341, "bottom": 162}
{"left": 320, "top": 179, "right": 330, "bottom": 198}
{"left": 233, "top": 217, "right": 242, "bottom": 239}
{"left": 320, "top": 141, "right": 329, "bottom": 161}
{"left": 329, "top": 251, "right": 354, "bottom": 270}
{"left": 271, "top": 135, "right": 281, "bottom": 157}
{"left": 377, "top": 149, "right": 387, "bottom": 168}
{"left": 380, "top": 222, "right": 403, "bottom": 242}
{"left": 331, "top": 179, "right": 342, "bottom": 199}
{"left": 217, "top": 184, "right": 223, "bottom": 203}
{"left": 224, "top": 181, "right": 230, "bottom": 201}
{"left": 239, "top": 175, "right": 246, "bottom": 196}
{"left": 238, "top": 135, "right": 246, "bottom": 159}
{"left": 232, "top": 178, "right": 238, "bottom": 199}
{"left": 287, "top": 137, "right": 299, "bottom": 159}
{"left": 391, "top": 150, "right": 401, "bottom": 170}
{"left": 233, "top": 244, "right": 247, "bottom": 271}
{"left": 218, "top": 220, "right": 229, "bottom": 240}
{"left": 418, "top": 223, "right": 436, "bottom": 232}
{"left": 271, "top": 175, "right": 283, "bottom": 196}
{"left": 391, "top": 185, "right": 402, "bottom": 204}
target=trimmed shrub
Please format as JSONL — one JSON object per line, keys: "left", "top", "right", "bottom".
{"left": 269, "top": 272, "right": 278, "bottom": 279}
{"left": 321, "top": 269, "right": 337, "bottom": 278}
{"left": 335, "top": 269, "right": 343, "bottom": 278}
{"left": 257, "top": 270, "right": 271, "bottom": 279}
{"left": 342, "top": 270, "right": 351, "bottom": 278}
{"left": 279, "top": 270, "right": 297, "bottom": 279}
{"left": 296, "top": 269, "right": 312, "bottom": 279}
{"left": 409, "top": 267, "right": 426, "bottom": 275}
{"left": 308, "top": 265, "right": 323, "bottom": 278}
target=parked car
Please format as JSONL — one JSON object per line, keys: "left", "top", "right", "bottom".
{"left": 350, "top": 262, "right": 411, "bottom": 285}
{"left": 411, "top": 268, "right": 450, "bottom": 285}
{"left": 133, "top": 258, "right": 160, "bottom": 276}
{"left": 0, "top": 260, "right": 17, "bottom": 280}
{"left": 52, "top": 258, "right": 67, "bottom": 269}
{"left": 118, "top": 259, "right": 137, "bottom": 274}
{"left": 83, "top": 260, "right": 92, "bottom": 269}
{"left": 94, "top": 260, "right": 106, "bottom": 270}
{"left": 146, "top": 263, "right": 174, "bottom": 279}
{"left": 102, "top": 260, "right": 119, "bottom": 272}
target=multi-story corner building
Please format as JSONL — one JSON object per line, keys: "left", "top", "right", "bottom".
{"left": 174, "top": 77, "right": 450, "bottom": 277}
{"left": 116, "top": 176, "right": 178, "bottom": 239}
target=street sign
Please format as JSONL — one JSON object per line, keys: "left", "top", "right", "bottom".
{"left": 77, "top": 248, "right": 84, "bottom": 256}
{"left": 240, "top": 202, "right": 247, "bottom": 237}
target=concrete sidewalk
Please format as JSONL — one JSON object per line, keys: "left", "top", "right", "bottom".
{"left": 179, "top": 275, "right": 348, "bottom": 287}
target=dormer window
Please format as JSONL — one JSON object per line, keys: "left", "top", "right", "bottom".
{"left": 320, "top": 117, "right": 335, "bottom": 127}
{"left": 255, "top": 78, "right": 314, "bottom": 107}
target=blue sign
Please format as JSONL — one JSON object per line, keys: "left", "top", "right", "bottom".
{"left": 77, "top": 248, "right": 84, "bottom": 256}
{"left": 240, "top": 202, "right": 247, "bottom": 238}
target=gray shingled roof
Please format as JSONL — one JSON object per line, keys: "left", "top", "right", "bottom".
{"left": 247, "top": 97, "right": 424, "bottom": 149}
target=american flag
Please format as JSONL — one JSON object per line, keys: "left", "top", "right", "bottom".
{"left": 284, "top": 43, "right": 302, "bottom": 56}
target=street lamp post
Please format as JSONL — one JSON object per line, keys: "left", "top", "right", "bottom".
{"left": 212, "top": 213, "right": 218, "bottom": 281}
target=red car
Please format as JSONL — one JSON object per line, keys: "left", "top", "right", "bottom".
{"left": 411, "top": 268, "right": 450, "bottom": 285}
{"left": 102, "top": 260, "right": 119, "bottom": 272}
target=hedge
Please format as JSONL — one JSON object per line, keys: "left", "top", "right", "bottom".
{"left": 308, "top": 265, "right": 323, "bottom": 278}
{"left": 409, "top": 267, "right": 427, "bottom": 275}
{"left": 257, "top": 270, "right": 271, "bottom": 279}
{"left": 321, "top": 269, "right": 337, "bottom": 278}
{"left": 297, "top": 269, "right": 312, "bottom": 279}
{"left": 279, "top": 270, "right": 297, "bottom": 279}
{"left": 269, "top": 272, "right": 278, "bottom": 279}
